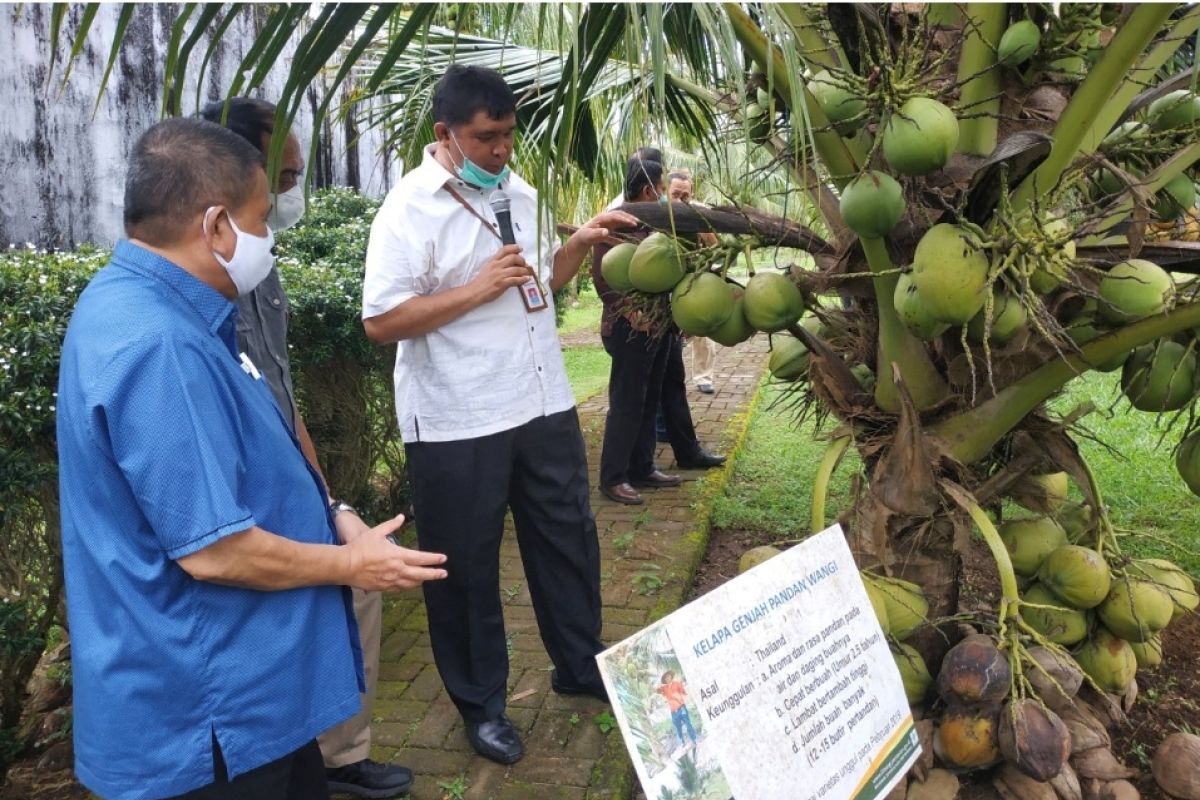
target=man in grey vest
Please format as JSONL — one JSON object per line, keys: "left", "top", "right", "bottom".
{"left": 202, "top": 98, "right": 411, "bottom": 800}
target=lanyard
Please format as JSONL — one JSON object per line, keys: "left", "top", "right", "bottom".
{"left": 442, "top": 183, "right": 550, "bottom": 312}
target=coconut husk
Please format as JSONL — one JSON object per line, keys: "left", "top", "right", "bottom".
{"left": 1077, "top": 686, "right": 1128, "bottom": 729}
{"left": 999, "top": 699, "right": 1071, "bottom": 782}
{"left": 1051, "top": 762, "right": 1083, "bottom": 800}
{"left": 1071, "top": 747, "right": 1137, "bottom": 781}
{"left": 911, "top": 719, "right": 936, "bottom": 781}
{"left": 1099, "top": 780, "right": 1140, "bottom": 800}
{"left": 1058, "top": 704, "right": 1110, "bottom": 753}
{"left": 1120, "top": 678, "right": 1137, "bottom": 713}
{"left": 906, "top": 768, "right": 960, "bottom": 800}
{"left": 1025, "top": 646, "right": 1084, "bottom": 713}
{"left": 994, "top": 763, "right": 1057, "bottom": 800}
{"left": 1151, "top": 732, "right": 1200, "bottom": 800}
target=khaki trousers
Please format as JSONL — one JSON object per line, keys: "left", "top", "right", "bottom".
{"left": 318, "top": 588, "right": 382, "bottom": 767}
{"left": 689, "top": 336, "right": 715, "bottom": 385}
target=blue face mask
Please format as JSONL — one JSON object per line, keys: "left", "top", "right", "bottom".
{"left": 658, "top": 193, "right": 669, "bottom": 205}
{"left": 450, "top": 130, "right": 511, "bottom": 190}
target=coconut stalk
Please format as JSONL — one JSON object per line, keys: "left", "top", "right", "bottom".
{"left": 811, "top": 434, "right": 851, "bottom": 533}
{"left": 955, "top": 4, "right": 1005, "bottom": 157}
{"left": 776, "top": 3, "right": 845, "bottom": 73}
{"left": 1081, "top": 6, "right": 1200, "bottom": 152}
{"left": 1080, "top": 139, "right": 1200, "bottom": 243}
{"left": 933, "top": 301, "right": 1200, "bottom": 464}
{"left": 1010, "top": 4, "right": 1177, "bottom": 215}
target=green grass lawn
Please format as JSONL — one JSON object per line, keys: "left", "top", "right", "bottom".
{"left": 558, "top": 285, "right": 603, "bottom": 335}
{"left": 563, "top": 345, "right": 610, "bottom": 404}
{"left": 714, "top": 373, "right": 1200, "bottom": 575}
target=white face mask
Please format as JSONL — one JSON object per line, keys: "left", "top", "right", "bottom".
{"left": 204, "top": 207, "right": 276, "bottom": 296}
{"left": 267, "top": 185, "right": 305, "bottom": 232}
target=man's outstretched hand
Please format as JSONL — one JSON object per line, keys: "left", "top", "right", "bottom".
{"left": 345, "top": 514, "right": 448, "bottom": 591}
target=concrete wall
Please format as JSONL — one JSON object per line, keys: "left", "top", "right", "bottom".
{"left": 0, "top": 3, "right": 400, "bottom": 248}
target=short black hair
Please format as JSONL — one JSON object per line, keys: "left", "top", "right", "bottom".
{"left": 124, "top": 117, "right": 266, "bottom": 245}
{"left": 199, "top": 97, "right": 276, "bottom": 154}
{"left": 624, "top": 151, "right": 663, "bottom": 202}
{"left": 432, "top": 65, "right": 517, "bottom": 128}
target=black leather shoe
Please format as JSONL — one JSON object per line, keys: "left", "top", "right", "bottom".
{"left": 601, "top": 483, "right": 644, "bottom": 505}
{"left": 466, "top": 714, "right": 524, "bottom": 765}
{"left": 676, "top": 449, "right": 726, "bottom": 469}
{"left": 630, "top": 469, "right": 683, "bottom": 488}
{"left": 326, "top": 759, "right": 413, "bottom": 799}
{"left": 551, "top": 671, "right": 610, "bottom": 703}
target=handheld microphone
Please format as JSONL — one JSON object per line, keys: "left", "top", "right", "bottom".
{"left": 489, "top": 190, "right": 517, "bottom": 246}
{"left": 489, "top": 190, "right": 548, "bottom": 312}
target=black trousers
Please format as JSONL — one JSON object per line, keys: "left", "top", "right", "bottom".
{"left": 600, "top": 317, "right": 672, "bottom": 486}
{"left": 660, "top": 334, "right": 703, "bottom": 463}
{"left": 405, "top": 408, "right": 604, "bottom": 723}
{"left": 168, "top": 737, "right": 327, "bottom": 800}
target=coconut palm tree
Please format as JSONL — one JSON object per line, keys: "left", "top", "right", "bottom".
{"left": 53, "top": 0, "right": 1200, "bottom": 784}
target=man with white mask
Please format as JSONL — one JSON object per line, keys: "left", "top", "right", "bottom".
{"left": 202, "top": 98, "right": 414, "bottom": 800}
{"left": 56, "top": 117, "right": 448, "bottom": 800}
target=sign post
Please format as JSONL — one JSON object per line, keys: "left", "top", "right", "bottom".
{"left": 596, "top": 524, "right": 921, "bottom": 800}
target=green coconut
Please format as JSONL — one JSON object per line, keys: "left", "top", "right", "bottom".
{"left": 1000, "top": 517, "right": 1069, "bottom": 578}
{"left": 882, "top": 97, "right": 959, "bottom": 176}
{"left": 1177, "top": 431, "right": 1200, "bottom": 497}
{"left": 910, "top": 224, "right": 990, "bottom": 324}
{"left": 894, "top": 272, "right": 951, "bottom": 340}
{"left": 1127, "top": 558, "right": 1199, "bottom": 621}
{"left": 756, "top": 87, "right": 772, "bottom": 108}
{"left": 851, "top": 362, "right": 876, "bottom": 392}
{"left": 1049, "top": 56, "right": 1087, "bottom": 80}
{"left": 997, "top": 20, "right": 1040, "bottom": 66}
{"left": 865, "top": 574, "right": 928, "bottom": 639}
{"left": 891, "top": 642, "right": 932, "bottom": 705}
{"left": 864, "top": 578, "right": 892, "bottom": 634}
{"left": 1038, "top": 545, "right": 1111, "bottom": 609}
{"left": 600, "top": 242, "right": 637, "bottom": 293}
{"left": 742, "top": 272, "right": 805, "bottom": 333}
{"left": 1014, "top": 472, "right": 1070, "bottom": 513}
{"left": 1155, "top": 173, "right": 1196, "bottom": 222}
{"left": 1100, "top": 121, "right": 1150, "bottom": 151}
{"left": 1027, "top": 214, "right": 1076, "bottom": 294}
{"left": 1129, "top": 635, "right": 1164, "bottom": 669}
{"left": 1065, "top": 322, "right": 1131, "bottom": 372}
{"left": 809, "top": 69, "right": 866, "bottom": 135}
{"left": 840, "top": 171, "right": 906, "bottom": 238}
{"left": 709, "top": 298, "right": 755, "bottom": 347}
{"left": 629, "top": 233, "right": 686, "bottom": 293}
{"left": 768, "top": 337, "right": 810, "bottom": 381}
{"left": 967, "top": 292, "right": 1027, "bottom": 344}
{"left": 1148, "top": 90, "right": 1200, "bottom": 132}
{"left": 1097, "top": 576, "right": 1175, "bottom": 643}
{"left": 738, "top": 545, "right": 782, "bottom": 574}
{"left": 1097, "top": 259, "right": 1174, "bottom": 323}
{"left": 1021, "top": 582, "right": 1089, "bottom": 646}
{"left": 670, "top": 273, "right": 735, "bottom": 336}
{"left": 1120, "top": 340, "right": 1196, "bottom": 412}
{"left": 1055, "top": 501, "right": 1096, "bottom": 544}
{"left": 1074, "top": 628, "right": 1137, "bottom": 694}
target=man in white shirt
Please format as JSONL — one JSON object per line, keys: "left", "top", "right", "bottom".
{"left": 361, "top": 65, "right": 636, "bottom": 765}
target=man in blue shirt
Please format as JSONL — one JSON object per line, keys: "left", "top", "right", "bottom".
{"left": 56, "top": 117, "right": 447, "bottom": 800}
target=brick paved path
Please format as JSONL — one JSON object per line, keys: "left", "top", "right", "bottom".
{"left": 357, "top": 337, "right": 768, "bottom": 800}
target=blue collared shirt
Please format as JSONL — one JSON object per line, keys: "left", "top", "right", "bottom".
{"left": 57, "top": 241, "right": 363, "bottom": 800}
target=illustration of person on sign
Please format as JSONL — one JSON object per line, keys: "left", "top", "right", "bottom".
{"left": 655, "top": 670, "right": 699, "bottom": 751}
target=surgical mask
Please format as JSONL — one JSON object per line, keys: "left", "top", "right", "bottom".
{"left": 204, "top": 207, "right": 276, "bottom": 296}
{"left": 267, "top": 185, "right": 305, "bottom": 231}
{"left": 449, "top": 130, "right": 511, "bottom": 190}
{"left": 658, "top": 194, "right": 669, "bottom": 205}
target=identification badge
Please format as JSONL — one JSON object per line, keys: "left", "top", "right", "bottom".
{"left": 521, "top": 276, "right": 549, "bottom": 312}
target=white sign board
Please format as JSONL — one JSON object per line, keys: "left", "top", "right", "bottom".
{"left": 596, "top": 525, "right": 920, "bottom": 800}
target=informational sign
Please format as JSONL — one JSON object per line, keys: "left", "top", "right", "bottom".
{"left": 595, "top": 524, "right": 920, "bottom": 800}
